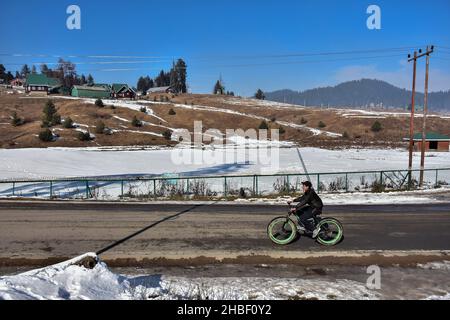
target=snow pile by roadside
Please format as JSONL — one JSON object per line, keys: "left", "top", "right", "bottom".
{"left": 417, "top": 260, "right": 450, "bottom": 271}
{"left": 235, "top": 187, "right": 450, "bottom": 205}
{"left": 0, "top": 254, "right": 379, "bottom": 300}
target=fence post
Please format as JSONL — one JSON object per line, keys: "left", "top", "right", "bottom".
{"left": 186, "top": 178, "right": 190, "bottom": 194}
{"left": 49, "top": 181, "right": 53, "bottom": 199}
{"left": 435, "top": 169, "right": 439, "bottom": 187}
{"left": 345, "top": 174, "right": 348, "bottom": 192}
{"left": 85, "top": 180, "right": 89, "bottom": 199}
{"left": 224, "top": 177, "right": 227, "bottom": 198}
{"left": 380, "top": 171, "right": 383, "bottom": 185}
{"left": 153, "top": 179, "right": 156, "bottom": 200}
{"left": 121, "top": 180, "right": 124, "bottom": 198}
{"left": 255, "top": 175, "right": 259, "bottom": 196}
{"left": 252, "top": 175, "right": 256, "bottom": 196}
{"left": 12, "top": 182, "right": 15, "bottom": 196}
{"left": 317, "top": 174, "right": 320, "bottom": 193}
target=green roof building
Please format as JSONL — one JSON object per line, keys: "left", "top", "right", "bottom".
{"left": 25, "top": 74, "right": 61, "bottom": 95}
{"left": 71, "top": 85, "right": 111, "bottom": 99}
{"left": 403, "top": 132, "right": 450, "bottom": 152}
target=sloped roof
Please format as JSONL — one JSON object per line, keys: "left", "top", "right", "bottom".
{"left": 26, "top": 74, "right": 61, "bottom": 87}
{"left": 412, "top": 132, "right": 450, "bottom": 141}
{"left": 72, "top": 85, "right": 110, "bottom": 92}
{"left": 147, "top": 86, "right": 172, "bottom": 93}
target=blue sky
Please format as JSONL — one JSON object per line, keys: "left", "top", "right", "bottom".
{"left": 1, "top": 0, "right": 449, "bottom": 95}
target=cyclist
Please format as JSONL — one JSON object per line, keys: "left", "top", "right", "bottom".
{"left": 290, "top": 181, "right": 323, "bottom": 238}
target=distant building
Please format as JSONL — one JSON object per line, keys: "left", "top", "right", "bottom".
{"left": 25, "top": 74, "right": 61, "bottom": 95}
{"left": 403, "top": 132, "right": 450, "bottom": 152}
{"left": 146, "top": 86, "right": 175, "bottom": 94}
{"left": 10, "top": 78, "right": 25, "bottom": 87}
{"left": 111, "top": 83, "right": 136, "bottom": 99}
{"left": 71, "top": 85, "right": 111, "bottom": 99}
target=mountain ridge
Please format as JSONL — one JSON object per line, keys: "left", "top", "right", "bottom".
{"left": 265, "top": 79, "right": 450, "bottom": 112}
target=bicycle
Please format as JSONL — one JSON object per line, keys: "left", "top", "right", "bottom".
{"left": 267, "top": 201, "right": 344, "bottom": 246}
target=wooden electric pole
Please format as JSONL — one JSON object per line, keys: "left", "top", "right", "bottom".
{"left": 407, "top": 45, "right": 433, "bottom": 189}
{"left": 419, "top": 45, "right": 433, "bottom": 186}
{"left": 407, "top": 51, "right": 417, "bottom": 189}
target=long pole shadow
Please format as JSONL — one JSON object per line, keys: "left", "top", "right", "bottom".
{"left": 96, "top": 201, "right": 219, "bottom": 256}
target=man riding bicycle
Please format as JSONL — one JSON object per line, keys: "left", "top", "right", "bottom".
{"left": 290, "top": 181, "right": 323, "bottom": 238}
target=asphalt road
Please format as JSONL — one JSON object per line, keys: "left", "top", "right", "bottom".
{"left": 0, "top": 201, "right": 449, "bottom": 266}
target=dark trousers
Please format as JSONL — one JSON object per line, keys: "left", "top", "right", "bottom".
{"left": 296, "top": 206, "right": 316, "bottom": 231}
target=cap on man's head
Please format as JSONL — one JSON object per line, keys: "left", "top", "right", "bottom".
{"left": 301, "top": 181, "right": 312, "bottom": 188}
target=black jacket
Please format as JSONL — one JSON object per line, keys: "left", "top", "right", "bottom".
{"left": 293, "top": 188, "right": 323, "bottom": 213}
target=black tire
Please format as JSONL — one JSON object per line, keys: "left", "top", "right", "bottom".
{"left": 315, "top": 217, "right": 344, "bottom": 246}
{"left": 267, "top": 216, "right": 297, "bottom": 245}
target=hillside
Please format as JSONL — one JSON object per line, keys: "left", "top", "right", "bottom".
{"left": 0, "top": 88, "right": 449, "bottom": 149}
{"left": 265, "top": 79, "right": 450, "bottom": 112}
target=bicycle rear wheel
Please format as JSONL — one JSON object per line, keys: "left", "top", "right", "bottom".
{"left": 315, "top": 218, "right": 343, "bottom": 246}
{"left": 267, "top": 216, "right": 297, "bottom": 245}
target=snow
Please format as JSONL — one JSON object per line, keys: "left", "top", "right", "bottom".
{"left": 417, "top": 261, "right": 450, "bottom": 271}
{"left": 110, "top": 129, "right": 163, "bottom": 137}
{"left": 51, "top": 96, "right": 167, "bottom": 123}
{"left": 235, "top": 187, "right": 450, "bottom": 205}
{"left": 337, "top": 108, "right": 450, "bottom": 120}
{"left": 2, "top": 146, "right": 446, "bottom": 180}
{"left": 0, "top": 253, "right": 379, "bottom": 300}
{"left": 0, "top": 147, "right": 448, "bottom": 200}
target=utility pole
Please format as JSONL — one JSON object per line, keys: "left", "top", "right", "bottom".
{"left": 407, "top": 45, "right": 434, "bottom": 189}
{"left": 407, "top": 51, "right": 417, "bottom": 189}
{"left": 419, "top": 45, "right": 433, "bottom": 186}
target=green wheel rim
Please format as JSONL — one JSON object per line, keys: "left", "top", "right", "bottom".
{"left": 316, "top": 219, "right": 343, "bottom": 246}
{"left": 268, "top": 218, "right": 297, "bottom": 245}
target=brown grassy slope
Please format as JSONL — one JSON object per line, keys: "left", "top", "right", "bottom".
{"left": 1, "top": 90, "right": 449, "bottom": 149}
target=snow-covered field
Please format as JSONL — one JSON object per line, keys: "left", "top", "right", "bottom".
{"left": 1, "top": 147, "right": 449, "bottom": 180}
{"left": 0, "top": 147, "right": 449, "bottom": 200}
{"left": 1, "top": 253, "right": 449, "bottom": 300}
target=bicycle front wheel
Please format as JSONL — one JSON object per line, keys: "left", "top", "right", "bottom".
{"left": 267, "top": 216, "right": 297, "bottom": 245}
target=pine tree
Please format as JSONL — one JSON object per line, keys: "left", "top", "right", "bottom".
{"left": 31, "top": 65, "right": 37, "bottom": 74}
{"left": 137, "top": 76, "right": 145, "bottom": 92}
{"left": 21, "top": 64, "right": 30, "bottom": 78}
{"left": 371, "top": 121, "right": 382, "bottom": 132}
{"left": 39, "top": 128, "right": 54, "bottom": 142}
{"left": 80, "top": 75, "right": 87, "bottom": 85}
{"left": 95, "top": 121, "right": 105, "bottom": 134}
{"left": 162, "top": 129, "right": 172, "bottom": 140}
{"left": 78, "top": 131, "right": 91, "bottom": 141}
{"left": 63, "top": 117, "right": 74, "bottom": 128}
{"left": 131, "top": 116, "right": 142, "bottom": 127}
{"left": 11, "top": 112, "right": 24, "bottom": 126}
{"left": 42, "top": 100, "right": 61, "bottom": 127}
{"left": 87, "top": 74, "right": 94, "bottom": 85}
{"left": 258, "top": 120, "right": 269, "bottom": 130}
{"left": 95, "top": 99, "right": 104, "bottom": 108}
{"left": 171, "top": 59, "right": 187, "bottom": 93}
{"left": 40, "top": 64, "right": 49, "bottom": 75}
{"left": 213, "top": 80, "right": 224, "bottom": 95}
{"left": 254, "top": 89, "right": 265, "bottom": 100}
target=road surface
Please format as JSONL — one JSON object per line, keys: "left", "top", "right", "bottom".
{"left": 0, "top": 201, "right": 449, "bottom": 267}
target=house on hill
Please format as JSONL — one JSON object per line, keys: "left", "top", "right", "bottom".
{"left": 10, "top": 78, "right": 25, "bottom": 87}
{"left": 71, "top": 85, "right": 111, "bottom": 99}
{"left": 25, "top": 74, "right": 61, "bottom": 95}
{"left": 146, "top": 86, "right": 175, "bottom": 95}
{"left": 403, "top": 132, "right": 450, "bottom": 152}
{"left": 111, "top": 83, "right": 136, "bottom": 99}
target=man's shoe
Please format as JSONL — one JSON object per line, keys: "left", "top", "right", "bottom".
{"left": 312, "top": 226, "right": 321, "bottom": 238}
